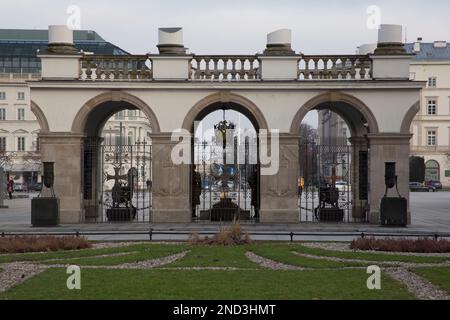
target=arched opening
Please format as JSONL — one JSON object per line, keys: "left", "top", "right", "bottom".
{"left": 425, "top": 160, "right": 440, "bottom": 182}
{"left": 292, "top": 93, "right": 377, "bottom": 223}
{"left": 79, "top": 95, "right": 156, "bottom": 223}
{"left": 190, "top": 101, "right": 261, "bottom": 223}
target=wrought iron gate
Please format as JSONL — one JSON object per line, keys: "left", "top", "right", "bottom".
{"left": 193, "top": 138, "right": 259, "bottom": 223}
{"left": 298, "top": 143, "right": 360, "bottom": 223}
{"left": 83, "top": 138, "right": 152, "bottom": 223}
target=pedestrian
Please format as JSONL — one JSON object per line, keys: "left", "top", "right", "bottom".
{"left": 146, "top": 179, "right": 152, "bottom": 191}
{"left": 7, "top": 179, "right": 14, "bottom": 200}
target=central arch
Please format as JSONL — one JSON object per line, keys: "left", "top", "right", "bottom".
{"left": 184, "top": 92, "right": 266, "bottom": 222}
{"left": 182, "top": 92, "right": 269, "bottom": 132}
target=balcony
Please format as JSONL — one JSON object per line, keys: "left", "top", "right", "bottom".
{"left": 79, "top": 54, "right": 373, "bottom": 82}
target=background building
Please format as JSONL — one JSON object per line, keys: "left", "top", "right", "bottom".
{"left": 406, "top": 39, "right": 450, "bottom": 186}
{"left": 359, "top": 40, "right": 450, "bottom": 187}
{"left": 0, "top": 29, "right": 147, "bottom": 190}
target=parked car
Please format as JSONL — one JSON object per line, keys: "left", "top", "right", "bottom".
{"left": 13, "top": 183, "right": 24, "bottom": 192}
{"left": 28, "top": 182, "right": 42, "bottom": 192}
{"left": 426, "top": 180, "right": 442, "bottom": 190}
{"left": 409, "top": 182, "right": 435, "bottom": 192}
{"left": 335, "top": 181, "right": 351, "bottom": 193}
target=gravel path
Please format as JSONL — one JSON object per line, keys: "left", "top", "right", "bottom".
{"left": 245, "top": 252, "right": 303, "bottom": 270}
{"left": 48, "top": 251, "right": 189, "bottom": 270}
{"left": 0, "top": 262, "right": 47, "bottom": 293}
{"left": 292, "top": 251, "right": 450, "bottom": 268}
{"left": 42, "top": 251, "right": 139, "bottom": 262}
{"left": 303, "top": 242, "right": 450, "bottom": 257}
{"left": 385, "top": 268, "right": 450, "bottom": 300}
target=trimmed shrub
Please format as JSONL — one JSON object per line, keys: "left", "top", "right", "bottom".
{"left": 0, "top": 236, "right": 92, "bottom": 254}
{"left": 350, "top": 237, "right": 450, "bottom": 253}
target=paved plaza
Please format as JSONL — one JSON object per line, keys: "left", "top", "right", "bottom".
{"left": 0, "top": 192, "right": 449, "bottom": 241}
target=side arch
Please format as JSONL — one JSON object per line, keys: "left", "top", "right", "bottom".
{"left": 289, "top": 91, "right": 380, "bottom": 135}
{"left": 30, "top": 100, "right": 50, "bottom": 133}
{"left": 71, "top": 91, "right": 161, "bottom": 134}
{"left": 401, "top": 101, "right": 420, "bottom": 134}
{"left": 182, "top": 92, "right": 269, "bottom": 131}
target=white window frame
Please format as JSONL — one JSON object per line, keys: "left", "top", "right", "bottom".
{"left": 427, "top": 130, "right": 437, "bottom": 146}
{"left": 0, "top": 92, "right": 5, "bottom": 100}
{"left": 0, "top": 137, "right": 6, "bottom": 151}
{"left": 17, "top": 108, "right": 25, "bottom": 121}
{"left": 427, "top": 77, "right": 437, "bottom": 88}
{"left": 0, "top": 108, "right": 6, "bottom": 120}
{"left": 17, "top": 137, "right": 26, "bottom": 151}
{"left": 427, "top": 99, "right": 437, "bottom": 115}
{"left": 17, "top": 91, "right": 25, "bottom": 100}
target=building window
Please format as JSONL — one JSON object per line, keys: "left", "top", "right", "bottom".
{"left": 17, "top": 137, "right": 26, "bottom": 151}
{"left": 128, "top": 110, "right": 137, "bottom": 120}
{"left": 0, "top": 92, "right": 5, "bottom": 100}
{"left": 427, "top": 99, "right": 437, "bottom": 115}
{"left": 17, "top": 92, "right": 25, "bottom": 100}
{"left": 427, "top": 77, "right": 437, "bottom": 88}
{"left": 427, "top": 130, "right": 437, "bottom": 146}
{"left": 33, "top": 136, "right": 40, "bottom": 151}
{"left": 0, "top": 137, "right": 6, "bottom": 151}
{"left": 0, "top": 108, "right": 5, "bottom": 120}
{"left": 425, "top": 160, "right": 440, "bottom": 182}
{"left": 115, "top": 111, "right": 125, "bottom": 120}
{"left": 17, "top": 108, "right": 25, "bottom": 120}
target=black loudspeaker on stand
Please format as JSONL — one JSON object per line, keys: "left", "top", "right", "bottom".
{"left": 380, "top": 162, "right": 407, "bottom": 226}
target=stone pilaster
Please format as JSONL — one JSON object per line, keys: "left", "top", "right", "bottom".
{"left": 366, "top": 133, "right": 412, "bottom": 225}
{"left": 150, "top": 132, "right": 191, "bottom": 223}
{"left": 39, "top": 133, "right": 85, "bottom": 223}
{"left": 259, "top": 133, "right": 299, "bottom": 224}
{"left": 349, "top": 137, "right": 369, "bottom": 221}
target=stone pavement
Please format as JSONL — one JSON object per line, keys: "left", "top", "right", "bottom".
{"left": 0, "top": 192, "right": 449, "bottom": 241}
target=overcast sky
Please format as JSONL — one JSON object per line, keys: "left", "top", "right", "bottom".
{"left": 2, "top": 0, "right": 450, "bottom": 55}
{"left": 2, "top": 0, "right": 448, "bottom": 128}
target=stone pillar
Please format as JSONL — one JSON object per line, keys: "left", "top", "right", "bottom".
{"left": 83, "top": 137, "right": 103, "bottom": 220}
{"left": 259, "top": 133, "right": 299, "bottom": 224}
{"left": 39, "top": 133, "right": 84, "bottom": 223}
{"left": 151, "top": 133, "right": 191, "bottom": 223}
{"left": 349, "top": 137, "right": 369, "bottom": 221}
{"left": 366, "top": 133, "right": 412, "bottom": 224}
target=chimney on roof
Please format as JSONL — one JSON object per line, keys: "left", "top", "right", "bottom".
{"left": 414, "top": 37, "right": 422, "bottom": 52}
{"left": 374, "top": 24, "right": 406, "bottom": 55}
{"left": 47, "top": 25, "right": 77, "bottom": 54}
{"left": 157, "top": 27, "right": 186, "bottom": 54}
{"left": 264, "top": 29, "right": 295, "bottom": 55}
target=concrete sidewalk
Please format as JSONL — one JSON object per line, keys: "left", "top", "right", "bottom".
{"left": 0, "top": 192, "right": 449, "bottom": 241}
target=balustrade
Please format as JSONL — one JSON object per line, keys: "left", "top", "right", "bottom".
{"left": 80, "top": 55, "right": 153, "bottom": 81}
{"left": 190, "top": 56, "right": 260, "bottom": 81}
{"left": 298, "top": 55, "right": 372, "bottom": 80}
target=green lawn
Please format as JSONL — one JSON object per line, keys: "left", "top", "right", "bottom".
{"left": 412, "top": 267, "right": 450, "bottom": 294}
{"left": 40, "top": 244, "right": 185, "bottom": 266}
{"left": 167, "top": 245, "right": 259, "bottom": 269}
{"left": 249, "top": 244, "right": 368, "bottom": 268}
{"left": 295, "top": 245, "right": 449, "bottom": 264}
{"left": 0, "top": 268, "right": 414, "bottom": 300}
{"left": 1, "top": 242, "right": 446, "bottom": 300}
{"left": 0, "top": 243, "right": 185, "bottom": 265}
